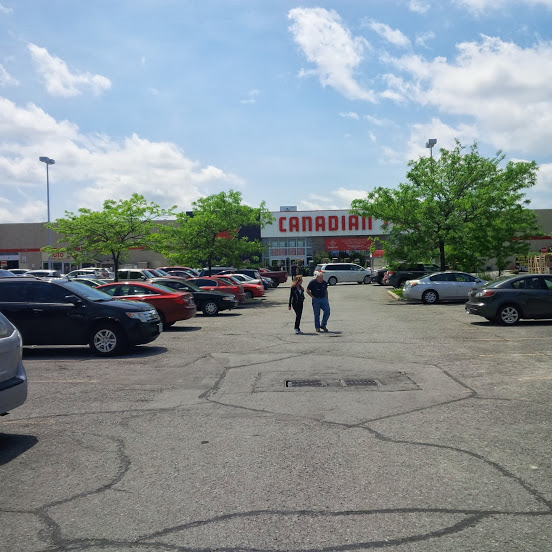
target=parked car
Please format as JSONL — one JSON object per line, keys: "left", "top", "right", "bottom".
{"left": 0, "top": 311, "right": 27, "bottom": 416}
{"left": 314, "top": 263, "right": 371, "bottom": 285}
{"left": 258, "top": 268, "right": 288, "bottom": 286}
{"left": 0, "top": 277, "right": 161, "bottom": 355}
{"left": 116, "top": 268, "right": 160, "bottom": 281}
{"left": 465, "top": 274, "right": 552, "bottom": 325}
{"left": 158, "top": 266, "right": 200, "bottom": 278}
{"left": 209, "top": 276, "right": 249, "bottom": 303}
{"left": 187, "top": 277, "right": 246, "bottom": 304}
{"left": 370, "top": 267, "right": 388, "bottom": 285}
{"left": 0, "top": 269, "right": 16, "bottom": 278}
{"left": 221, "top": 271, "right": 266, "bottom": 288}
{"left": 66, "top": 268, "right": 111, "bottom": 279}
{"left": 403, "top": 272, "right": 487, "bottom": 304}
{"left": 68, "top": 276, "right": 108, "bottom": 288}
{"left": 148, "top": 277, "right": 238, "bottom": 315}
{"left": 25, "top": 269, "right": 63, "bottom": 278}
{"left": 198, "top": 266, "right": 237, "bottom": 277}
{"left": 97, "top": 282, "right": 196, "bottom": 327}
{"left": 7, "top": 268, "right": 28, "bottom": 276}
{"left": 385, "top": 263, "right": 441, "bottom": 288}
{"left": 221, "top": 274, "right": 265, "bottom": 299}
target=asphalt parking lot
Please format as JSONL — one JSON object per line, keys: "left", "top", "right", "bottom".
{"left": 1, "top": 281, "right": 551, "bottom": 552}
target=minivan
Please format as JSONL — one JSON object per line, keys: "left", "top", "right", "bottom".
{"left": 314, "top": 263, "right": 371, "bottom": 285}
{"left": 0, "top": 278, "right": 161, "bottom": 356}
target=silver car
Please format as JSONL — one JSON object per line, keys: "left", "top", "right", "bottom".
{"left": 0, "top": 312, "right": 27, "bottom": 416}
{"left": 403, "top": 271, "right": 487, "bottom": 304}
{"left": 314, "top": 263, "right": 372, "bottom": 285}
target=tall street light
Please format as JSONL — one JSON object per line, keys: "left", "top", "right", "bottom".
{"left": 39, "top": 156, "right": 55, "bottom": 270}
{"left": 425, "top": 138, "right": 437, "bottom": 158}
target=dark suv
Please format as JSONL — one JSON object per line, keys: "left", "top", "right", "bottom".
{"left": 0, "top": 278, "right": 161, "bottom": 356}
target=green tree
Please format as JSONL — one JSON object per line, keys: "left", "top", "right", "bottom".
{"left": 153, "top": 190, "right": 273, "bottom": 273}
{"left": 45, "top": 194, "right": 174, "bottom": 280}
{"left": 351, "top": 141, "right": 540, "bottom": 272}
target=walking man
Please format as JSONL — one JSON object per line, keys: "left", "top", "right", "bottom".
{"left": 306, "top": 271, "right": 330, "bottom": 332}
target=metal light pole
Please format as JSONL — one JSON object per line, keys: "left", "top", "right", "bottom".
{"left": 39, "top": 156, "right": 55, "bottom": 270}
{"left": 425, "top": 138, "right": 437, "bottom": 158}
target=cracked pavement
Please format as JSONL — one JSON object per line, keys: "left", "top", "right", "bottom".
{"left": 1, "top": 281, "right": 551, "bottom": 551}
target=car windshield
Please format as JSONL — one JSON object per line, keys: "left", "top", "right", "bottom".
{"left": 173, "top": 280, "right": 200, "bottom": 291}
{"left": 154, "top": 268, "right": 170, "bottom": 276}
{"left": 216, "top": 277, "right": 235, "bottom": 286}
{"left": 60, "top": 280, "right": 114, "bottom": 301}
{"left": 147, "top": 283, "right": 180, "bottom": 294}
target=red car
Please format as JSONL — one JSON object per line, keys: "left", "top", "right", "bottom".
{"left": 221, "top": 275, "right": 265, "bottom": 299}
{"left": 97, "top": 282, "right": 196, "bottom": 328}
{"left": 187, "top": 277, "right": 246, "bottom": 304}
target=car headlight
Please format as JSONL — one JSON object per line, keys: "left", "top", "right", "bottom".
{"left": 222, "top": 296, "right": 235, "bottom": 301}
{"left": 126, "top": 311, "right": 154, "bottom": 322}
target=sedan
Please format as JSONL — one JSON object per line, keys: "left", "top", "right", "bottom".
{"left": 220, "top": 274, "right": 265, "bottom": 299}
{"left": 148, "top": 277, "right": 238, "bottom": 315}
{"left": 465, "top": 273, "right": 552, "bottom": 325}
{"left": 0, "top": 311, "right": 27, "bottom": 416}
{"left": 403, "top": 272, "right": 487, "bottom": 304}
{"left": 187, "top": 277, "right": 246, "bottom": 304}
{"left": 97, "top": 282, "right": 196, "bottom": 327}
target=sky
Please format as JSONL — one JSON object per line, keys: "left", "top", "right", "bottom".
{"left": 1, "top": 0, "right": 552, "bottom": 224}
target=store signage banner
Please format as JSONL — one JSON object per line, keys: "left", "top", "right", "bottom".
{"left": 262, "top": 210, "right": 384, "bottom": 238}
{"left": 324, "top": 237, "right": 373, "bottom": 251}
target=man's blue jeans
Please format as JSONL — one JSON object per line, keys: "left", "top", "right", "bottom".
{"left": 312, "top": 297, "right": 330, "bottom": 329}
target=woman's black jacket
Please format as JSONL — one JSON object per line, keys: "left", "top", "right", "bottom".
{"left": 289, "top": 286, "right": 305, "bottom": 307}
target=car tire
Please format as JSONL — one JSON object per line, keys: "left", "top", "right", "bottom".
{"left": 244, "top": 290, "right": 253, "bottom": 300}
{"left": 377, "top": 277, "right": 384, "bottom": 286}
{"left": 328, "top": 276, "right": 338, "bottom": 286}
{"left": 363, "top": 275, "right": 371, "bottom": 284}
{"left": 89, "top": 323, "right": 128, "bottom": 356}
{"left": 203, "top": 301, "right": 219, "bottom": 316}
{"left": 395, "top": 279, "right": 407, "bottom": 289}
{"left": 422, "top": 290, "right": 439, "bottom": 304}
{"left": 271, "top": 278, "right": 279, "bottom": 287}
{"left": 498, "top": 305, "right": 521, "bottom": 325}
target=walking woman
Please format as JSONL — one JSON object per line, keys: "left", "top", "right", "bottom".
{"left": 288, "top": 275, "right": 305, "bottom": 334}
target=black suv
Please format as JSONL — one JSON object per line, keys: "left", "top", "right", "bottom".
{"left": 0, "top": 278, "right": 161, "bottom": 356}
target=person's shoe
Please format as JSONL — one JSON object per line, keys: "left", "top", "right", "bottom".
{"left": 315, "top": 328, "right": 321, "bottom": 332}
{"left": 321, "top": 326, "right": 329, "bottom": 332}
{"left": 294, "top": 328, "right": 300, "bottom": 334}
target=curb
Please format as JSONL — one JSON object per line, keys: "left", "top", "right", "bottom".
{"left": 386, "top": 289, "right": 402, "bottom": 301}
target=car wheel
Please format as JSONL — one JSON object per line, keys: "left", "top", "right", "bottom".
{"left": 377, "top": 277, "right": 384, "bottom": 286}
{"left": 203, "top": 301, "right": 219, "bottom": 316}
{"left": 328, "top": 276, "right": 338, "bottom": 286}
{"left": 363, "top": 275, "right": 371, "bottom": 284}
{"left": 244, "top": 290, "right": 253, "bottom": 300}
{"left": 89, "top": 323, "right": 128, "bottom": 356}
{"left": 422, "top": 289, "right": 439, "bottom": 304}
{"left": 164, "top": 321, "right": 175, "bottom": 328}
{"left": 498, "top": 305, "right": 521, "bottom": 325}
{"left": 395, "top": 279, "right": 407, "bottom": 289}
{"left": 271, "top": 278, "right": 279, "bottom": 287}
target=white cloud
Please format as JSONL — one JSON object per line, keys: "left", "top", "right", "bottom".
{"left": 339, "top": 111, "right": 359, "bottom": 120}
{"left": 454, "top": 0, "right": 552, "bottom": 14}
{"left": 382, "top": 36, "right": 552, "bottom": 155}
{"left": 27, "top": 43, "right": 111, "bottom": 97}
{"left": 408, "top": 0, "right": 430, "bottom": 13}
{"left": 0, "top": 64, "right": 18, "bottom": 86}
{"left": 365, "top": 20, "right": 410, "bottom": 48}
{"left": 0, "top": 3, "right": 13, "bottom": 15}
{"left": 240, "top": 89, "right": 260, "bottom": 104}
{"left": 288, "top": 7, "right": 376, "bottom": 102}
{"left": 415, "top": 31, "right": 435, "bottom": 48}
{"left": 0, "top": 97, "right": 242, "bottom": 222}
{"left": 530, "top": 162, "right": 552, "bottom": 208}
{"left": 298, "top": 187, "right": 370, "bottom": 210}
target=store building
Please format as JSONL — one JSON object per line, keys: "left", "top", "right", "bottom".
{"left": 260, "top": 207, "right": 386, "bottom": 270}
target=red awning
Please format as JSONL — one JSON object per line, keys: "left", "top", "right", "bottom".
{"left": 371, "top": 250, "right": 384, "bottom": 257}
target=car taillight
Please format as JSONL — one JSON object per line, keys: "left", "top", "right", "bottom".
{"left": 387, "top": 270, "right": 394, "bottom": 275}
{"left": 478, "top": 290, "right": 496, "bottom": 297}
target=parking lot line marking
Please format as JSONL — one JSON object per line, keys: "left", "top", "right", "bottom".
{"left": 472, "top": 337, "right": 552, "bottom": 342}
{"left": 479, "top": 352, "right": 552, "bottom": 357}
{"left": 31, "top": 380, "right": 100, "bottom": 383}
{"left": 518, "top": 376, "right": 552, "bottom": 381}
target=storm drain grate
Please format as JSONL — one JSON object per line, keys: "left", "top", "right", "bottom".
{"left": 339, "top": 379, "right": 380, "bottom": 387}
{"left": 286, "top": 379, "right": 326, "bottom": 388}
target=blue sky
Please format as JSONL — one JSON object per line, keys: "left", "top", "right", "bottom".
{"left": 1, "top": 0, "right": 552, "bottom": 223}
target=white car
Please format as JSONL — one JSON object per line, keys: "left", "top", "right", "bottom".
{"left": 314, "top": 263, "right": 371, "bottom": 285}
{"left": 403, "top": 271, "right": 487, "bottom": 304}
{"left": 0, "top": 312, "right": 27, "bottom": 416}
